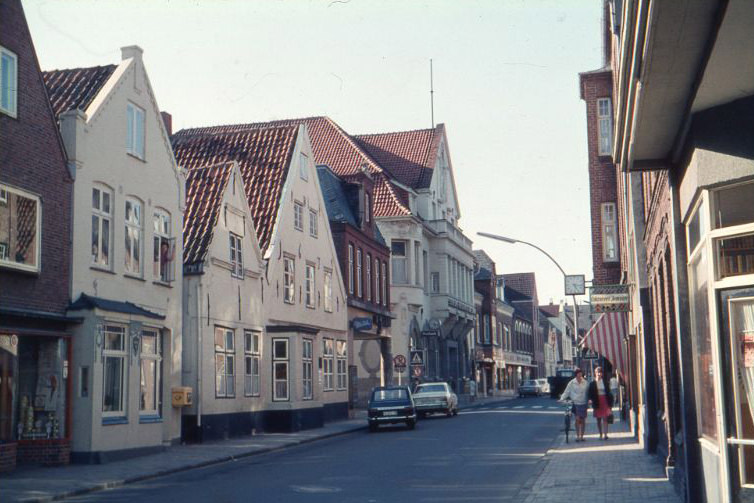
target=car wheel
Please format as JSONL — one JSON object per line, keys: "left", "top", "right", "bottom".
{"left": 453, "top": 407, "right": 458, "bottom": 416}
{"left": 369, "top": 422, "right": 378, "bottom": 432}
{"left": 406, "top": 419, "right": 416, "bottom": 430}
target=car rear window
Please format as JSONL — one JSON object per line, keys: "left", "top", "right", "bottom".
{"left": 372, "top": 389, "right": 408, "bottom": 401}
{"left": 415, "top": 384, "right": 446, "bottom": 393}
{"left": 524, "top": 380, "right": 537, "bottom": 386}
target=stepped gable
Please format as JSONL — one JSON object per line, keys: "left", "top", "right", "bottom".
{"left": 183, "top": 162, "right": 234, "bottom": 265}
{"left": 42, "top": 65, "right": 117, "bottom": 118}
{"left": 354, "top": 124, "right": 443, "bottom": 190}
{"left": 172, "top": 125, "right": 298, "bottom": 253}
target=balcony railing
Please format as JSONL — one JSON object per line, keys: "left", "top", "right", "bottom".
{"left": 426, "top": 219, "right": 473, "bottom": 248}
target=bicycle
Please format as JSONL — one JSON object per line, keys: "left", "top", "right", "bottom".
{"left": 562, "top": 399, "right": 574, "bottom": 443}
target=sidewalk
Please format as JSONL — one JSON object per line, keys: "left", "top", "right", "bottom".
{"left": 518, "top": 413, "right": 682, "bottom": 503}
{"left": 1, "top": 394, "right": 512, "bottom": 503}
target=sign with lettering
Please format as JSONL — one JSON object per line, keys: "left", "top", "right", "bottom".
{"left": 590, "top": 284, "right": 630, "bottom": 312}
{"left": 351, "top": 317, "right": 373, "bottom": 331}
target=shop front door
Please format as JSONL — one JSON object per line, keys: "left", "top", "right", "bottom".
{"left": 720, "top": 288, "right": 754, "bottom": 502}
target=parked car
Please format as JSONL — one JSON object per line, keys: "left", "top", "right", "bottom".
{"left": 413, "top": 382, "right": 458, "bottom": 418}
{"left": 367, "top": 386, "right": 417, "bottom": 432}
{"left": 518, "top": 379, "right": 542, "bottom": 397}
{"left": 536, "top": 378, "right": 550, "bottom": 394}
{"left": 548, "top": 368, "right": 576, "bottom": 398}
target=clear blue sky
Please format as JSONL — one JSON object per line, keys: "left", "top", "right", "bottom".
{"left": 24, "top": 0, "right": 603, "bottom": 306}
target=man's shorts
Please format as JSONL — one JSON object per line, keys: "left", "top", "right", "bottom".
{"left": 573, "top": 403, "right": 588, "bottom": 419}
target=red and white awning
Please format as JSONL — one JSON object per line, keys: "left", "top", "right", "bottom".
{"left": 582, "top": 312, "right": 628, "bottom": 375}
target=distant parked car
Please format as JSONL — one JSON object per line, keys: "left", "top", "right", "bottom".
{"left": 536, "top": 378, "right": 550, "bottom": 394}
{"left": 413, "top": 382, "right": 458, "bottom": 418}
{"left": 367, "top": 386, "right": 417, "bottom": 432}
{"left": 518, "top": 380, "right": 542, "bottom": 397}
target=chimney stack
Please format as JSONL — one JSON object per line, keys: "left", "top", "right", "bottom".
{"left": 161, "top": 111, "right": 172, "bottom": 136}
{"left": 121, "top": 45, "right": 143, "bottom": 61}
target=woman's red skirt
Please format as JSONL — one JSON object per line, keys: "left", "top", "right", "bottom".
{"left": 594, "top": 395, "right": 611, "bottom": 418}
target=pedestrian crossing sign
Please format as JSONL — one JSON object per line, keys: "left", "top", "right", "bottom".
{"left": 410, "top": 350, "right": 424, "bottom": 366}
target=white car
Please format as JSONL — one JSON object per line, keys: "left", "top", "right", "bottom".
{"left": 536, "top": 378, "right": 550, "bottom": 394}
{"left": 413, "top": 382, "right": 458, "bottom": 417}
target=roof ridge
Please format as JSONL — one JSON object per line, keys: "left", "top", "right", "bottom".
{"left": 354, "top": 123, "right": 443, "bottom": 138}
{"left": 43, "top": 63, "right": 117, "bottom": 75}
{"left": 174, "top": 122, "right": 299, "bottom": 137}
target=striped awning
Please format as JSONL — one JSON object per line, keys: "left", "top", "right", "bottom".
{"left": 582, "top": 312, "right": 627, "bottom": 375}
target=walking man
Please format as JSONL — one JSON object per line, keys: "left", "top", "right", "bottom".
{"left": 560, "top": 368, "right": 589, "bottom": 442}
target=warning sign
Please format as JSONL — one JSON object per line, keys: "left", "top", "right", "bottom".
{"left": 410, "top": 350, "right": 424, "bottom": 366}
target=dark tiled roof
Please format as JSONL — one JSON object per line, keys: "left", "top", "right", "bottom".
{"left": 183, "top": 162, "right": 234, "bottom": 265}
{"left": 354, "top": 124, "right": 443, "bottom": 189}
{"left": 501, "top": 272, "right": 538, "bottom": 301}
{"left": 539, "top": 304, "right": 560, "bottom": 318}
{"left": 475, "top": 267, "right": 492, "bottom": 280}
{"left": 68, "top": 293, "right": 164, "bottom": 319}
{"left": 316, "top": 165, "right": 358, "bottom": 226}
{"left": 172, "top": 125, "right": 298, "bottom": 253}
{"left": 42, "top": 65, "right": 117, "bottom": 118}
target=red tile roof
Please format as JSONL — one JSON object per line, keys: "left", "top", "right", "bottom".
{"left": 354, "top": 124, "right": 444, "bottom": 189}
{"left": 373, "top": 173, "right": 411, "bottom": 217}
{"left": 502, "top": 272, "right": 538, "bottom": 301}
{"left": 539, "top": 304, "right": 560, "bottom": 318}
{"left": 172, "top": 125, "right": 298, "bottom": 253}
{"left": 42, "top": 65, "right": 117, "bottom": 118}
{"left": 183, "top": 162, "right": 234, "bottom": 265}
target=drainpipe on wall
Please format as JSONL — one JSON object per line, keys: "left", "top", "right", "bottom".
{"left": 196, "top": 281, "right": 203, "bottom": 436}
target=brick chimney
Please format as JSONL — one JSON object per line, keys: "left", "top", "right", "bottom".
{"left": 121, "top": 45, "right": 143, "bottom": 61}
{"left": 161, "top": 111, "right": 172, "bottom": 136}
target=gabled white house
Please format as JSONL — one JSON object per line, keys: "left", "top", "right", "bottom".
{"left": 44, "top": 46, "right": 184, "bottom": 462}
{"left": 172, "top": 123, "right": 349, "bottom": 431}
{"left": 181, "top": 162, "right": 265, "bottom": 441}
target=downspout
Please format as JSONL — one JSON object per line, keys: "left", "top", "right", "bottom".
{"left": 196, "top": 280, "right": 203, "bottom": 434}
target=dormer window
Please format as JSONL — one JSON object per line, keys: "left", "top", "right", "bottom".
{"left": 127, "top": 102, "right": 145, "bottom": 159}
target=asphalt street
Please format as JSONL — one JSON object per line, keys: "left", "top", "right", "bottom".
{"left": 64, "top": 396, "right": 564, "bottom": 503}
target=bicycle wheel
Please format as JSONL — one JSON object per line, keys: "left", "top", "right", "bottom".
{"left": 564, "top": 415, "right": 571, "bottom": 443}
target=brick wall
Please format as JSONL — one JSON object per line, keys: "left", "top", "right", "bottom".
{"left": 17, "top": 439, "right": 71, "bottom": 466}
{"left": 0, "top": 0, "right": 72, "bottom": 316}
{"left": 0, "top": 442, "right": 17, "bottom": 472}
{"left": 580, "top": 69, "right": 621, "bottom": 286}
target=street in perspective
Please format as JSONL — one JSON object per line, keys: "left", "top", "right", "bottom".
{"left": 1, "top": 1, "right": 751, "bottom": 502}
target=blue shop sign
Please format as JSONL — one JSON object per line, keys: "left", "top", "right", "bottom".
{"left": 351, "top": 317, "right": 373, "bottom": 331}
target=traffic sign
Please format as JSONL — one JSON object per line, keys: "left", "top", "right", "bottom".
{"left": 582, "top": 349, "right": 599, "bottom": 360}
{"left": 393, "top": 354, "right": 407, "bottom": 371}
{"left": 410, "top": 350, "right": 424, "bottom": 366}
{"left": 412, "top": 365, "right": 423, "bottom": 377}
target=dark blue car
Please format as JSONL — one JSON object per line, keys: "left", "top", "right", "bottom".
{"left": 367, "top": 386, "right": 417, "bottom": 432}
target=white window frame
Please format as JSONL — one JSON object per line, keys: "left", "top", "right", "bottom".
{"left": 336, "top": 340, "right": 347, "bottom": 390}
{"left": 126, "top": 102, "right": 145, "bottom": 159}
{"left": 366, "top": 253, "right": 372, "bottom": 302}
{"left": 102, "top": 325, "right": 127, "bottom": 417}
{"left": 309, "top": 209, "right": 318, "bottom": 238}
{"left": 431, "top": 272, "right": 440, "bottom": 293}
{"left": 348, "top": 244, "right": 354, "bottom": 294}
{"left": 374, "top": 258, "right": 380, "bottom": 305}
{"left": 139, "top": 328, "right": 162, "bottom": 416}
{"left": 91, "top": 186, "right": 113, "bottom": 269}
{"left": 0, "top": 184, "right": 41, "bottom": 273}
{"left": 229, "top": 232, "right": 243, "bottom": 278}
{"left": 597, "top": 97, "right": 613, "bottom": 156}
{"left": 305, "top": 262, "right": 316, "bottom": 308}
{"left": 273, "top": 338, "right": 289, "bottom": 401}
{"left": 382, "top": 261, "right": 387, "bottom": 306}
{"left": 124, "top": 197, "right": 143, "bottom": 276}
{"left": 153, "top": 209, "right": 174, "bottom": 282}
{"left": 302, "top": 339, "right": 313, "bottom": 400}
{"left": 323, "top": 338, "right": 334, "bottom": 391}
{"left": 283, "top": 255, "right": 295, "bottom": 304}
{"left": 294, "top": 201, "right": 304, "bottom": 231}
{"left": 356, "top": 248, "right": 363, "bottom": 298}
{"left": 299, "top": 153, "right": 309, "bottom": 181}
{"left": 324, "top": 269, "right": 333, "bottom": 313}
{"left": 601, "top": 202, "right": 618, "bottom": 262}
{"left": 0, "top": 46, "right": 17, "bottom": 118}
{"left": 391, "top": 240, "right": 408, "bottom": 284}
{"left": 244, "top": 331, "right": 261, "bottom": 397}
{"left": 214, "top": 327, "right": 235, "bottom": 398}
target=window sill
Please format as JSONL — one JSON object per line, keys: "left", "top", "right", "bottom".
{"left": 152, "top": 280, "right": 173, "bottom": 288}
{"left": 306, "top": 305, "right": 315, "bottom": 310}
{"left": 284, "top": 299, "right": 295, "bottom": 305}
{"left": 214, "top": 395, "right": 236, "bottom": 399}
{"left": 138, "top": 415, "right": 162, "bottom": 424}
{"left": 90, "top": 265, "right": 116, "bottom": 275}
{"left": 272, "top": 397, "right": 289, "bottom": 402}
{"left": 1, "top": 108, "right": 17, "bottom": 119}
{"left": 0, "top": 262, "right": 40, "bottom": 275}
{"left": 127, "top": 152, "right": 146, "bottom": 163}
{"left": 102, "top": 416, "right": 128, "bottom": 425}
{"left": 124, "top": 273, "right": 145, "bottom": 282}
{"left": 244, "top": 394, "right": 260, "bottom": 398}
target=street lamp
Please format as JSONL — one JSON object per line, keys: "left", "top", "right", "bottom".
{"left": 476, "top": 232, "right": 581, "bottom": 359}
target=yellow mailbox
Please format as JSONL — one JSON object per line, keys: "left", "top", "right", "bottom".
{"left": 171, "top": 386, "right": 193, "bottom": 407}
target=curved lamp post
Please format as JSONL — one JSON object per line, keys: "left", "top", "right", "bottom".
{"left": 476, "top": 232, "right": 580, "bottom": 360}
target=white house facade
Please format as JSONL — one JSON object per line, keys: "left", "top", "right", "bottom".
{"left": 44, "top": 46, "right": 184, "bottom": 462}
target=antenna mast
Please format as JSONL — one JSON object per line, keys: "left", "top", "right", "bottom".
{"left": 430, "top": 59, "right": 435, "bottom": 128}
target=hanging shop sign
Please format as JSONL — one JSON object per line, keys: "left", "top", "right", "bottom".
{"left": 589, "top": 284, "right": 630, "bottom": 312}
{"left": 351, "top": 317, "right": 373, "bottom": 331}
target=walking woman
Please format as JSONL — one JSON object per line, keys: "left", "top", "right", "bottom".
{"left": 560, "top": 368, "right": 589, "bottom": 442}
{"left": 588, "top": 366, "right": 614, "bottom": 439}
